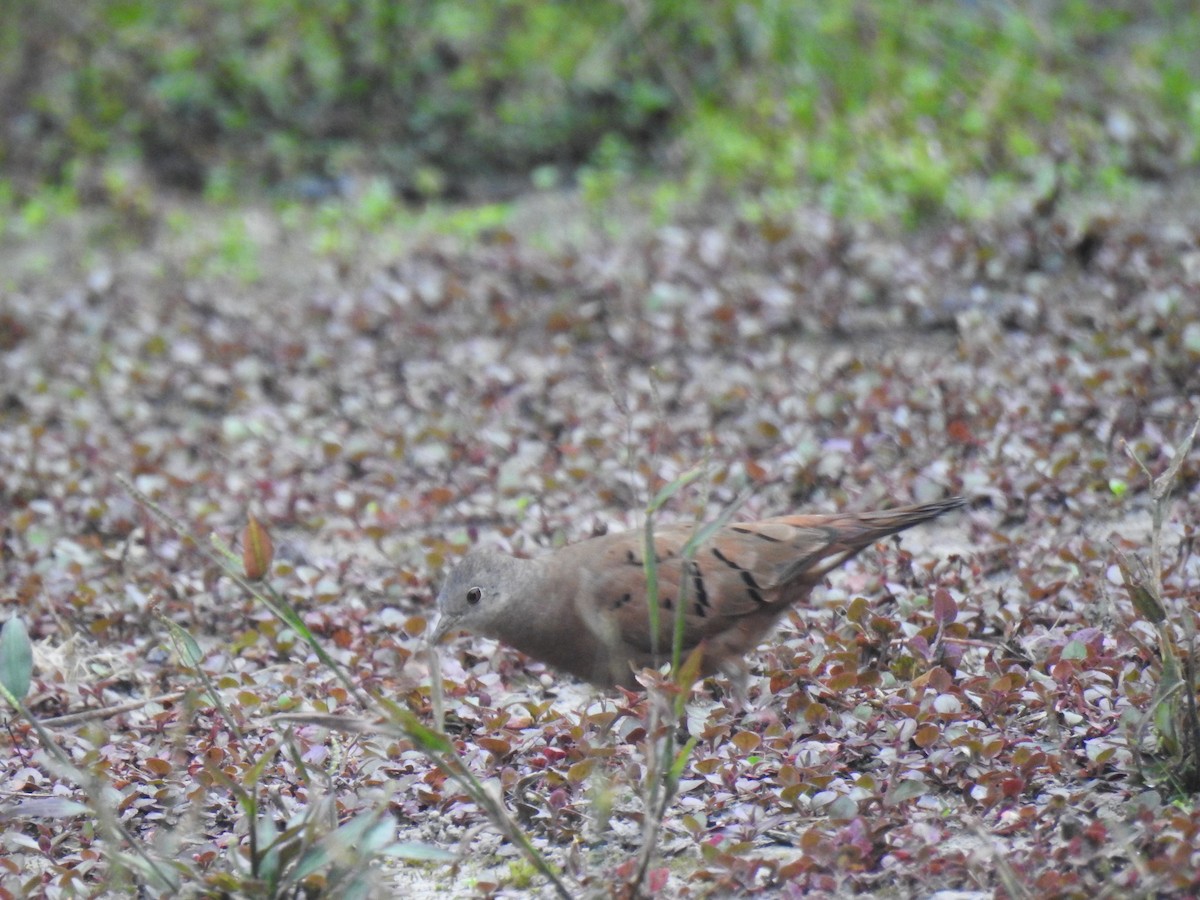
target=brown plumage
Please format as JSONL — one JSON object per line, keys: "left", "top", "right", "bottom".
{"left": 431, "top": 497, "right": 964, "bottom": 690}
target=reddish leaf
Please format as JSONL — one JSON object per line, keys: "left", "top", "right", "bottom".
{"left": 731, "top": 731, "right": 761, "bottom": 753}
{"left": 242, "top": 514, "right": 274, "bottom": 580}
{"left": 914, "top": 723, "right": 940, "bottom": 748}
{"left": 648, "top": 868, "right": 669, "bottom": 893}
{"left": 424, "top": 487, "right": 456, "bottom": 506}
{"left": 567, "top": 759, "right": 597, "bottom": 782}
{"left": 476, "top": 737, "right": 512, "bottom": 758}
{"left": 932, "top": 589, "right": 958, "bottom": 625}
{"left": 947, "top": 419, "right": 975, "bottom": 443}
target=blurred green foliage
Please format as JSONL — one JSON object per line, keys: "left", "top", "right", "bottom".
{"left": 1, "top": 0, "right": 1198, "bottom": 222}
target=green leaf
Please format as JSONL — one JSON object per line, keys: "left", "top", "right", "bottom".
{"left": 383, "top": 842, "right": 458, "bottom": 862}
{"left": 642, "top": 516, "right": 663, "bottom": 660}
{"left": 669, "top": 736, "right": 699, "bottom": 784}
{"left": 673, "top": 643, "right": 705, "bottom": 694}
{"left": 120, "top": 848, "right": 182, "bottom": 892}
{"left": 886, "top": 779, "right": 928, "bottom": 805}
{"left": 376, "top": 695, "right": 455, "bottom": 754}
{"left": 646, "top": 467, "right": 705, "bottom": 514}
{"left": 0, "top": 616, "right": 33, "bottom": 702}
{"left": 163, "top": 618, "right": 206, "bottom": 668}
{"left": 680, "top": 489, "right": 751, "bottom": 559}
{"left": 1114, "top": 556, "right": 1166, "bottom": 625}
{"left": 243, "top": 742, "right": 283, "bottom": 790}
{"left": 1151, "top": 415, "right": 1199, "bottom": 501}
{"left": 255, "top": 816, "right": 282, "bottom": 884}
{"left": 1153, "top": 700, "right": 1179, "bottom": 754}
{"left": 3, "top": 797, "right": 92, "bottom": 818}
{"left": 1061, "top": 640, "right": 1088, "bottom": 660}
{"left": 292, "top": 810, "right": 393, "bottom": 881}
{"left": 825, "top": 795, "right": 858, "bottom": 820}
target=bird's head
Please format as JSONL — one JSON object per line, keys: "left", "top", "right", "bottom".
{"left": 428, "top": 549, "right": 529, "bottom": 645}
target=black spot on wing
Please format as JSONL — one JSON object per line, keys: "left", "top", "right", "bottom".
{"left": 731, "top": 526, "right": 784, "bottom": 543}
{"left": 613, "top": 592, "right": 633, "bottom": 610}
{"left": 739, "top": 570, "right": 767, "bottom": 605}
{"left": 690, "top": 562, "right": 709, "bottom": 617}
{"left": 711, "top": 547, "right": 739, "bottom": 569}
{"left": 777, "top": 548, "right": 837, "bottom": 585}
{"left": 713, "top": 547, "right": 770, "bottom": 605}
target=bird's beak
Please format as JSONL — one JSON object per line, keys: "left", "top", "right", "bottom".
{"left": 427, "top": 610, "right": 460, "bottom": 646}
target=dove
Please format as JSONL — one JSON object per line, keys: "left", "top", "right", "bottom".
{"left": 430, "top": 497, "right": 964, "bottom": 691}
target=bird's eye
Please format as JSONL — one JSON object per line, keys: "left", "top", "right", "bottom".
{"left": 466, "top": 587, "right": 482, "bottom": 605}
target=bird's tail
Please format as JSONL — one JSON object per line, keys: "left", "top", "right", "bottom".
{"left": 777, "top": 496, "right": 965, "bottom": 586}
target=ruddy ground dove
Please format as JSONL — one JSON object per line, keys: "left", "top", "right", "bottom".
{"left": 431, "top": 497, "right": 964, "bottom": 691}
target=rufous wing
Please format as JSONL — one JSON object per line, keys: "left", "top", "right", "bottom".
{"left": 575, "top": 498, "right": 963, "bottom": 659}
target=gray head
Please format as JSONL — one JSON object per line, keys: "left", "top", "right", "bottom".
{"left": 429, "top": 549, "right": 531, "bottom": 645}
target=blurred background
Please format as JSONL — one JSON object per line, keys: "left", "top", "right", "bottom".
{"left": 3, "top": 0, "right": 1198, "bottom": 233}
{"left": 4, "top": 5, "right": 1200, "bottom": 895}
